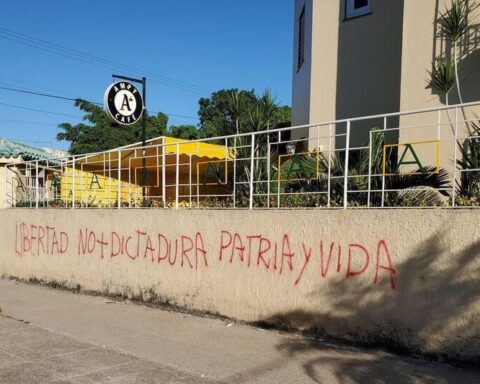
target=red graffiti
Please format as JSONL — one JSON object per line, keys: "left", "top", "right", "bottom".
{"left": 15, "top": 222, "right": 68, "bottom": 256}
{"left": 77, "top": 228, "right": 208, "bottom": 270}
{"left": 217, "top": 231, "right": 396, "bottom": 290}
{"left": 13, "top": 222, "right": 397, "bottom": 291}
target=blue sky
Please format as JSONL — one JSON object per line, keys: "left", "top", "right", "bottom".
{"left": 0, "top": 1, "right": 294, "bottom": 149}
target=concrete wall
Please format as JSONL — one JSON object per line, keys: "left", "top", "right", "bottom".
{"left": 1, "top": 208, "right": 479, "bottom": 363}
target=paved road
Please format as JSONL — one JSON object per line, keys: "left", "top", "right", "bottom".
{"left": 0, "top": 279, "right": 478, "bottom": 383}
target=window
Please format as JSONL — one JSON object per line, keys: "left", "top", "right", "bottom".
{"left": 298, "top": 6, "right": 305, "bottom": 71}
{"left": 345, "top": 0, "right": 371, "bottom": 19}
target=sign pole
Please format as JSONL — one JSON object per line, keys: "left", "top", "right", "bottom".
{"left": 141, "top": 76, "right": 147, "bottom": 200}
{"left": 108, "top": 74, "right": 148, "bottom": 200}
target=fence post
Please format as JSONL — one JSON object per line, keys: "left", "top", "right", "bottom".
{"left": 267, "top": 132, "right": 271, "bottom": 208}
{"left": 452, "top": 107, "right": 459, "bottom": 207}
{"left": 381, "top": 117, "right": 387, "bottom": 208}
{"left": 343, "top": 121, "right": 350, "bottom": 209}
{"left": 327, "top": 124, "right": 332, "bottom": 208}
{"left": 35, "top": 161, "right": 39, "bottom": 209}
{"left": 233, "top": 137, "right": 237, "bottom": 208}
{"left": 162, "top": 143, "right": 166, "bottom": 207}
{"left": 277, "top": 131, "right": 281, "bottom": 208}
{"left": 117, "top": 151, "right": 121, "bottom": 209}
{"left": 249, "top": 133, "right": 255, "bottom": 210}
{"left": 367, "top": 130, "right": 373, "bottom": 208}
{"left": 175, "top": 143, "right": 180, "bottom": 210}
{"left": 72, "top": 157, "right": 76, "bottom": 209}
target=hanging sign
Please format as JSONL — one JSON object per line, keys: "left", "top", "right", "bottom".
{"left": 104, "top": 81, "right": 144, "bottom": 125}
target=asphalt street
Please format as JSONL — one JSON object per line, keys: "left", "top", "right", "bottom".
{"left": 0, "top": 279, "right": 478, "bottom": 383}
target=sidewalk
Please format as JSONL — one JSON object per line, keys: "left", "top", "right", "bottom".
{"left": 0, "top": 279, "right": 478, "bottom": 383}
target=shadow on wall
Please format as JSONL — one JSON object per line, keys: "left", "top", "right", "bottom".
{"left": 252, "top": 228, "right": 480, "bottom": 380}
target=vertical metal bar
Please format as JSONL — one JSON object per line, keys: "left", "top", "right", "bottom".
{"left": 452, "top": 107, "right": 459, "bottom": 207}
{"left": 189, "top": 155, "right": 192, "bottom": 204}
{"left": 343, "top": 122, "right": 350, "bottom": 209}
{"left": 141, "top": 77, "right": 147, "bottom": 200}
{"left": 117, "top": 151, "right": 121, "bottom": 209}
{"left": 367, "top": 130, "right": 373, "bottom": 207}
{"left": 317, "top": 124, "right": 320, "bottom": 149}
{"left": 80, "top": 163, "right": 84, "bottom": 208}
{"left": 162, "top": 142, "right": 166, "bottom": 207}
{"left": 277, "top": 131, "right": 281, "bottom": 208}
{"left": 45, "top": 160, "right": 49, "bottom": 207}
{"left": 28, "top": 163, "right": 32, "bottom": 208}
{"left": 156, "top": 146, "right": 160, "bottom": 187}
{"left": 327, "top": 124, "right": 332, "bottom": 208}
{"left": 3, "top": 164, "right": 7, "bottom": 208}
{"left": 175, "top": 143, "right": 180, "bottom": 209}
{"left": 35, "top": 162, "right": 39, "bottom": 208}
{"left": 249, "top": 133, "right": 255, "bottom": 210}
{"left": 381, "top": 117, "right": 387, "bottom": 208}
{"left": 72, "top": 157, "right": 76, "bottom": 209}
{"left": 128, "top": 155, "right": 132, "bottom": 208}
{"left": 233, "top": 137, "right": 237, "bottom": 208}
{"left": 437, "top": 110, "right": 441, "bottom": 141}
{"left": 266, "top": 133, "right": 271, "bottom": 208}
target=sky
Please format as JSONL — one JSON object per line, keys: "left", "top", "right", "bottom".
{"left": 0, "top": 0, "right": 294, "bottom": 150}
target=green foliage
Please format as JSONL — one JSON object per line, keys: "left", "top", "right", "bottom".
{"left": 439, "top": 0, "right": 469, "bottom": 43}
{"left": 168, "top": 125, "right": 199, "bottom": 140}
{"left": 57, "top": 99, "right": 167, "bottom": 155}
{"left": 456, "top": 122, "right": 480, "bottom": 198}
{"left": 277, "top": 129, "right": 451, "bottom": 207}
{"left": 428, "top": 58, "right": 456, "bottom": 101}
{"left": 198, "top": 89, "right": 291, "bottom": 138}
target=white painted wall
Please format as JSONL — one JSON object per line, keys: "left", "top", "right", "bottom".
{"left": 0, "top": 209, "right": 479, "bottom": 363}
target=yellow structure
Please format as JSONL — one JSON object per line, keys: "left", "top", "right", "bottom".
{"left": 61, "top": 168, "right": 141, "bottom": 206}
{"left": 60, "top": 136, "right": 232, "bottom": 206}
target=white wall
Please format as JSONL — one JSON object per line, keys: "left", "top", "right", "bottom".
{"left": 0, "top": 208, "right": 479, "bottom": 363}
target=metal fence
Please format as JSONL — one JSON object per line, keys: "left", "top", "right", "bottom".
{"left": 4, "top": 101, "right": 480, "bottom": 209}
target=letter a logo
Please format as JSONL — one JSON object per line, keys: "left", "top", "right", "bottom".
{"left": 120, "top": 94, "right": 132, "bottom": 112}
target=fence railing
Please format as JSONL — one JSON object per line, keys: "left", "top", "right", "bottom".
{"left": 4, "top": 101, "right": 480, "bottom": 209}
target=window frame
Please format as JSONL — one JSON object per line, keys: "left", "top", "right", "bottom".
{"left": 297, "top": 5, "right": 305, "bottom": 71}
{"left": 345, "top": 0, "right": 372, "bottom": 20}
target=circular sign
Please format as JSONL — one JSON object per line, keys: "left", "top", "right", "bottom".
{"left": 104, "top": 81, "right": 144, "bottom": 125}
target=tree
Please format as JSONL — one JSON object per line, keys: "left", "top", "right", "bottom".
{"left": 438, "top": 0, "right": 470, "bottom": 104}
{"left": 168, "top": 125, "right": 199, "bottom": 140}
{"left": 57, "top": 99, "right": 167, "bottom": 155}
{"left": 428, "top": 58, "right": 456, "bottom": 105}
{"left": 198, "top": 89, "right": 291, "bottom": 138}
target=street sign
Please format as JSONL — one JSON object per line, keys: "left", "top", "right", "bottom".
{"left": 104, "top": 81, "right": 144, "bottom": 125}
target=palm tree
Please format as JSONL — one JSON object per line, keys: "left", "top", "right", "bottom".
{"left": 229, "top": 90, "right": 249, "bottom": 135}
{"left": 428, "top": 58, "right": 456, "bottom": 105}
{"left": 438, "top": 0, "right": 470, "bottom": 104}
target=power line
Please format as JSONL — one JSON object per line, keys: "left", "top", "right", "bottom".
{"left": 0, "top": 27, "right": 212, "bottom": 96}
{"left": 0, "top": 119, "right": 58, "bottom": 125}
{"left": 0, "top": 85, "right": 80, "bottom": 102}
{"left": 0, "top": 75, "right": 77, "bottom": 98}
{"left": 0, "top": 102, "right": 83, "bottom": 119}
{"left": 0, "top": 85, "right": 200, "bottom": 120}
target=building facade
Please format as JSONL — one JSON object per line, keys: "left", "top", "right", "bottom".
{"left": 292, "top": 0, "right": 480, "bottom": 166}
